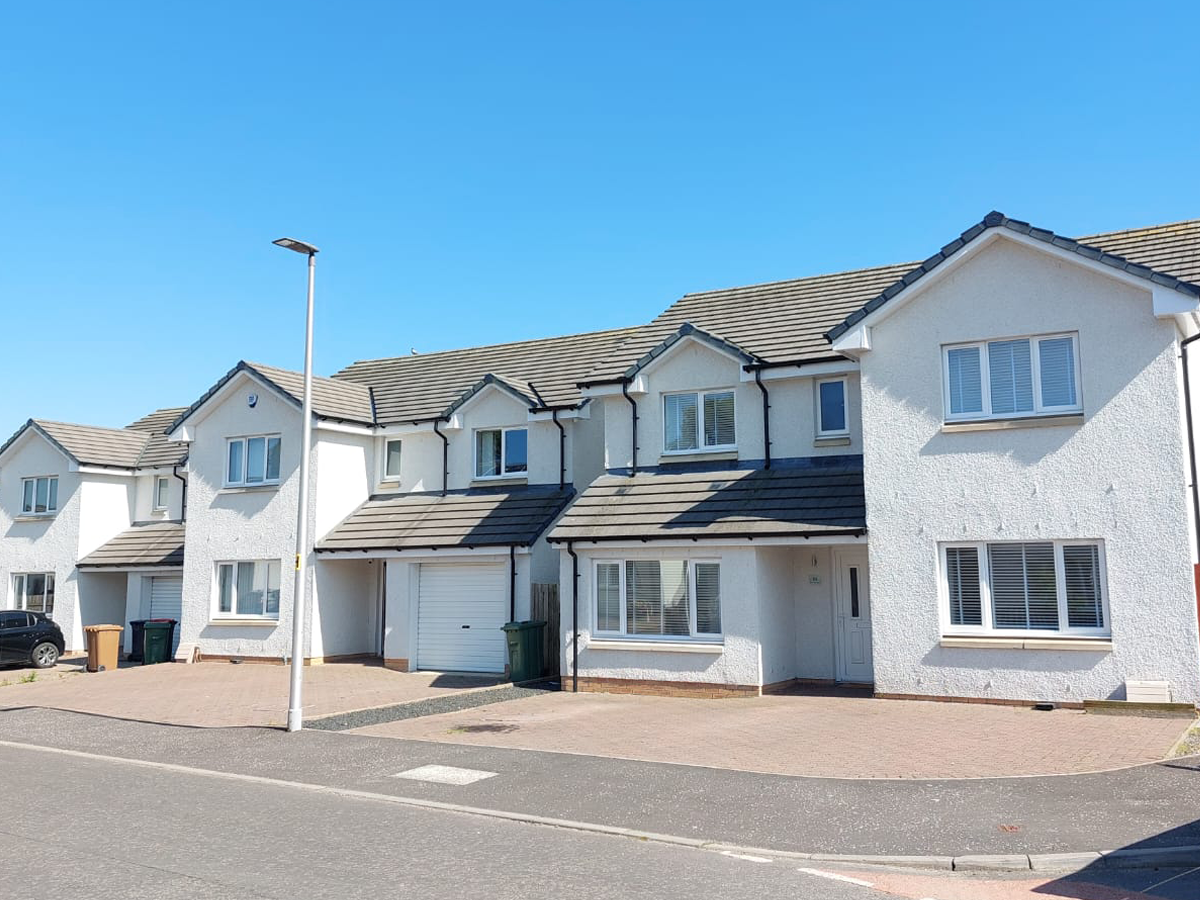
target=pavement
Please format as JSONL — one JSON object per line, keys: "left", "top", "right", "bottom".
{"left": 2, "top": 707, "right": 1198, "bottom": 862}
{"left": 347, "top": 686, "right": 1194, "bottom": 778}
{"left": 0, "top": 660, "right": 505, "bottom": 726}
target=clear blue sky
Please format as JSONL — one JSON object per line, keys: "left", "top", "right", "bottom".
{"left": 2, "top": 2, "right": 1198, "bottom": 429}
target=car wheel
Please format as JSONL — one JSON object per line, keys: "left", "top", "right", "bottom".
{"left": 31, "top": 642, "right": 59, "bottom": 669}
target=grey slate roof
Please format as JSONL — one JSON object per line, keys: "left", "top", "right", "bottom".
{"left": 316, "top": 486, "right": 574, "bottom": 552}
{"left": 582, "top": 215, "right": 1200, "bottom": 382}
{"left": 76, "top": 520, "right": 185, "bottom": 569}
{"left": 27, "top": 420, "right": 150, "bottom": 469}
{"left": 127, "top": 407, "right": 189, "bottom": 468}
{"left": 332, "top": 328, "right": 638, "bottom": 424}
{"left": 826, "top": 212, "right": 1200, "bottom": 341}
{"left": 169, "top": 361, "right": 377, "bottom": 434}
{"left": 548, "top": 465, "right": 866, "bottom": 543}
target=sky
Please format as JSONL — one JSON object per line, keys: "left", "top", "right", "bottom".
{"left": 2, "top": 2, "right": 1199, "bottom": 429}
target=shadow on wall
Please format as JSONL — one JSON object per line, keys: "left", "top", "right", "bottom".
{"left": 209, "top": 489, "right": 281, "bottom": 520}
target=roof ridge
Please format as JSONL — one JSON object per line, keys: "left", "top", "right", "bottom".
{"left": 334, "top": 325, "right": 640, "bottom": 371}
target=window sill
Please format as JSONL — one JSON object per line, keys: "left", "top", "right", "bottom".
{"left": 587, "top": 639, "right": 725, "bottom": 654}
{"left": 657, "top": 450, "right": 739, "bottom": 465}
{"left": 14, "top": 514, "right": 56, "bottom": 522}
{"left": 470, "top": 476, "right": 528, "bottom": 488}
{"left": 218, "top": 484, "right": 281, "bottom": 495}
{"left": 813, "top": 436, "right": 851, "bottom": 448}
{"left": 208, "top": 618, "right": 280, "bottom": 627}
{"left": 940, "top": 636, "right": 1112, "bottom": 652}
{"left": 941, "top": 413, "right": 1084, "bottom": 434}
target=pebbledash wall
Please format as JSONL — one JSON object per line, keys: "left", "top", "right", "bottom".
{"left": 858, "top": 236, "right": 1200, "bottom": 704}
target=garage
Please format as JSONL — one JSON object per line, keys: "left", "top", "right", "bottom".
{"left": 416, "top": 562, "right": 507, "bottom": 673}
{"left": 148, "top": 575, "right": 183, "bottom": 653}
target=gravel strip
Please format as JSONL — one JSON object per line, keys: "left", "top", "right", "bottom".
{"left": 308, "top": 682, "right": 558, "bottom": 731}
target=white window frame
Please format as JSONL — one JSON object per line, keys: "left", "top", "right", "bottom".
{"left": 11, "top": 572, "right": 55, "bottom": 616}
{"left": 942, "top": 331, "right": 1083, "bottom": 422}
{"left": 381, "top": 438, "right": 403, "bottom": 483}
{"left": 661, "top": 389, "right": 737, "bottom": 455}
{"left": 592, "top": 558, "right": 723, "bottom": 641}
{"left": 212, "top": 560, "right": 281, "bottom": 620}
{"left": 153, "top": 476, "right": 170, "bottom": 511}
{"left": 938, "top": 540, "right": 1110, "bottom": 638}
{"left": 473, "top": 427, "right": 528, "bottom": 480}
{"left": 20, "top": 475, "right": 58, "bottom": 516}
{"left": 225, "top": 434, "right": 282, "bottom": 488}
{"left": 815, "top": 376, "right": 850, "bottom": 438}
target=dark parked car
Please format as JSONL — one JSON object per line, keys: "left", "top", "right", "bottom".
{"left": 0, "top": 611, "right": 65, "bottom": 668}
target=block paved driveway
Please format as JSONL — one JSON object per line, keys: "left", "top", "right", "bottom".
{"left": 349, "top": 689, "right": 1194, "bottom": 779}
{"left": 0, "top": 661, "right": 503, "bottom": 727}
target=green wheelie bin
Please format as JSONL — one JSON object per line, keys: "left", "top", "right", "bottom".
{"left": 501, "top": 620, "right": 546, "bottom": 683}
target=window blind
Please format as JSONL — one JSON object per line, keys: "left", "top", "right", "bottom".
{"left": 703, "top": 391, "right": 736, "bottom": 447}
{"left": 987, "top": 339, "right": 1034, "bottom": 415}
{"left": 596, "top": 562, "right": 620, "bottom": 632}
{"left": 946, "top": 546, "right": 982, "bottom": 626}
{"left": 664, "top": 394, "right": 699, "bottom": 451}
{"left": 1063, "top": 544, "right": 1103, "bottom": 628}
{"left": 988, "top": 542, "right": 1058, "bottom": 630}
{"left": 694, "top": 562, "right": 721, "bottom": 634}
{"left": 947, "top": 347, "right": 983, "bottom": 415}
{"left": 1038, "top": 337, "right": 1077, "bottom": 408}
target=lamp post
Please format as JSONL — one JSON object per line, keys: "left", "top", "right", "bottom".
{"left": 273, "top": 237, "right": 319, "bottom": 733}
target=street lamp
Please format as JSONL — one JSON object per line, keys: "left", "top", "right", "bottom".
{"left": 273, "top": 236, "right": 319, "bottom": 733}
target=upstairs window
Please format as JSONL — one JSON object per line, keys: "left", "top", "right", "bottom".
{"left": 942, "top": 540, "right": 1108, "bottom": 636}
{"left": 226, "top": 435, "right": 281, "bottom": 487}
{"left": 215, "top": 560, "right": 281, "bottom": 619}
{"left": 21, "top": 476, "right": 58, "bottom": 515}
{"left": 663, "top": 390, "right": 735, "bottom": 453}
{"left": 816, "top": 378, "right": 849, "bottom": 437}
{"left": 154, "top": 476, "right": 170, "bottom": 511}
{"left": 383, "top": 439, "right": 402, "bottom": 481}
{"left": 475, "top": 428, "right": 528, "bottom": 478}
{"left": 943, "top": 333, "right": 1081, "bottom": 422}
{"left": 594, "top": 559, "right": 722, "bottom": 639}
{"left": 12, "top": 573, "right": 55, "bottom": 616}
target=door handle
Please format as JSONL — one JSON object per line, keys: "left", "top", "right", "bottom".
{"left": 461, "top": 624, "right": 470, "bottom": 629}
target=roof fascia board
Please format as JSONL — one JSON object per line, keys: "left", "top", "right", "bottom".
{"left": 738, "top": 358, "right": 860, "bottom": 382}
{"left": 580, "top": 375, "right": 647, "bottom": 399}
{"left": 315, "top": 546, "right": 532, "bottom": 560}
{"left": 548, "top": 533, "right": 867, "bottom": 548}
{"left": 315, "top": 420, "right": 376, "bottom": 437}
{"left": 76, "top": 564, "right": 183, "bottom": 572}
{"left": 527, "top": 406, "right": 588, "bottom": 422}
{"left": 75, "top": 464, "right": 136, "bottom": 477}
{"left": 831, "top": 228, "right": 1200, "bottom": 353}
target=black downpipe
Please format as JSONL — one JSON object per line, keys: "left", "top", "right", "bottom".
{"left": 552, "top": 408, "right": 566, "bottom": 489}
{"left": 1182, "top": 334, "right": 1200, "bottom": 560}
{"left": 567, "top": 542, "right": 579, "bottom": 692}
{"left": 621, "top": 381, "right": 639, "bottom": 475}
{"left": 172, "top": 465, "right": 187, "bottom": 522}
{"left": 509, "top": 545, "right": 517, "bottom": 622}
{"left": 752, "top": 368, "right": 771, "bottom": 469}
{"left": 432, "top": 420, "right": 449, "bottom": 496}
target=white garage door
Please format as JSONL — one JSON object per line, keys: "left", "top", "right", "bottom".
{"left": 149, "top": 576, "right": 183, "bottom": 653}
{"left": 417, "top": 563, "right": 507, "bottom": 673}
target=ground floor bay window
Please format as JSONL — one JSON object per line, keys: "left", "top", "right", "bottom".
{"left": 941, "top": 540, "right": 1109, "bottom": 637}
{"left": 594, "top": 559, "right": 721, "bottom": 639}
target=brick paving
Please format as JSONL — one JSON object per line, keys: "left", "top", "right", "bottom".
{"left": 0, "top": 661, "right": 503, "bottom": 728}
{"left": 349, "top": 689, "right": 1194, "bottom": 779}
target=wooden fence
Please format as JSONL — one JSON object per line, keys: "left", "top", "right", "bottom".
{"left": 531, "top": 582, "right": 560, "bottom": 676}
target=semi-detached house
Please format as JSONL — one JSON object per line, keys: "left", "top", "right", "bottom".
{"left": 4, "top": 211, "right": 1200, "bottom": 709}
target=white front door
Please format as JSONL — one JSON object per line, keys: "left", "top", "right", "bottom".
{"left": 417, "top": 562, "right": 508, "bottom": 673}
{"left": 834, "top": 551, "right": 873, "bottom": 683}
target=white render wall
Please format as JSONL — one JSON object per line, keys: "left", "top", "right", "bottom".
{"left": 599, "top": 339, "right": 863, "bottom": 472}
{"left": 859, "top": 237, "right": 1200, "bottom": 703}
{"left": 179, "top": 378, "right": 312, "bottom": 659}
{"left": 132, "top": 472, "right": 185, "bottom": 521}
{"left": 0, "top": 435, "right": 86, "bottom": 648}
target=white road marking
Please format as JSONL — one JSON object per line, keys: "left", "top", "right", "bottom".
{"left": 1144, "top": 865, "right": 1200, "bottom": 892}
{"left": 719, "top": 851, "right": 773, "bottom": 863}
{"left": 392, "top": 764, "right": 497, "bottom": 785}
{"left": 796, "top": 867, "right": 874, "bottom": 887}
